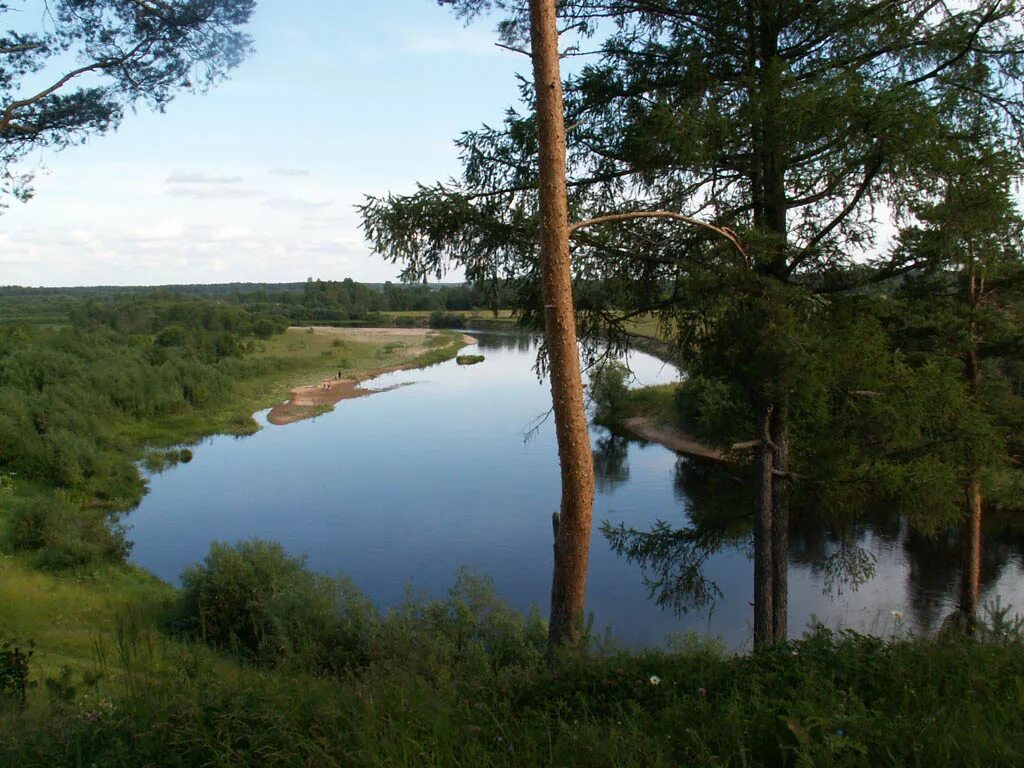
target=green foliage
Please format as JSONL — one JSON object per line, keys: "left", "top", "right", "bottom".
{"left": 3, "top": 494, "right": 130, "bottom": 571}
{"left": 4, "top": 616, "right": 1024, "bottom": 767}
{"left": 177, "top": 540, "right": 547, "bottom": 678}
{"left": 675, "top": 375, "right": 754, "bottom": 449}
{"left": 428, "top": 310, "right": 466, "bottom": 329}
{"left": 0, "top": 1, "right": 255, "bottom": 207}
{"left": 0, "top": 640, "right": 33, "bottom": 708}
{"left": 456, "top": 354, "right": 485, "bottom": 365}
{"left": 588, "top": 361, "right": 631, "bottom": 427}
{"left": 178, "top": 540, "right": 370, "bottom": 672}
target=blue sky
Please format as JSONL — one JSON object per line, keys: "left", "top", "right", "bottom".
{"left": 1, "top": 2, "right": 529, "bottom": 287}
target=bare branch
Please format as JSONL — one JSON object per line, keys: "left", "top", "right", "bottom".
{"left": 570, "top": 210, "right": 750, "bottom": 268}
{"left": 495, "top": 41, "right": 531, "bottom": 57}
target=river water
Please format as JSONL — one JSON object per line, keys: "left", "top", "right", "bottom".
{"left": 128, "top": 331, "right": 1024, "bottom": 648}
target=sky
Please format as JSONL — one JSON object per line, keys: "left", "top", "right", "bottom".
{"left": 0, "top": 2, "right": 531, "bottom": 287}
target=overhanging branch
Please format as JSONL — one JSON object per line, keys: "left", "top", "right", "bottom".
{"left": 570, "top": 210, "right": 750, "bottom": 269}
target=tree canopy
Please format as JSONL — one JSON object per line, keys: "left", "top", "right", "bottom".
{"left": 0, "top": 0, "right": 255, "bottom": 206}
{"left": 364, "top": 0, "right": 1024, "bottom": 643}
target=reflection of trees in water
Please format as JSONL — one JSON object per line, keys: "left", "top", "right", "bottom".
{"left": 602, "top": 458, "right": 751, "bottom": 614}
{"left": 470, "top": 331, "right": 538, "bottom": 353}
{"left": 604, "top": 449, "right": 1024, "bottom": 632}
{"left": 787, "top": 508, "right": 897, "bottom": 596}
{"left": 903, "top": 523, "right": 1023, "bottom": 631}
{"left": 593, "top": 431, "right": 630, "bottom": 493}
{"left": 903, "top": 526, "right": 960, "bottom": 631}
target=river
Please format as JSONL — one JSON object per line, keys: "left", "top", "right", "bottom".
{"left": 128, "top": 331, "right": 1024, "bottom": 648}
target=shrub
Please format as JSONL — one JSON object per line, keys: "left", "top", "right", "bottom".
{"left": 178, "top": 539, "right": 375, "bottom": 672}
{"left": 428, "top": 310, "right": 466, "bottom": 329}
{"left": 4, "top": 494, "right": 131, "bottom": 570}
{"left": 0, "top": 640, "right": 33, "bottom": 708}
{"left": 252, "top": 318, "right": 276, "bottom": 339}
{"left": 588, "top": 361, "right": 631, "bottom": 427}
{"left": 375, "top": 569, "right": 547, "bottom": 679}
{"left": 456, "top": 354, "right": 485, "bottom": 366}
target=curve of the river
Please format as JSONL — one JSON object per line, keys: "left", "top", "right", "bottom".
{"left": 128, "top": 331, "right": 1024, "bottom": 649}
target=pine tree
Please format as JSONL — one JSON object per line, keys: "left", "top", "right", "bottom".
{"left": 364, "top": 0, "right": 1024, "bottom": 646}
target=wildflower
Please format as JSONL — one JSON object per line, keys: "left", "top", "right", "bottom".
{"left": 892, "top": 610, "right": 903, "bottom": 621}
{"left": 649, "top": 675, "right": 661, "bottom": 686}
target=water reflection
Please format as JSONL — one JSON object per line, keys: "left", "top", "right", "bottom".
{"left": 468, "top": 329, "right": 539, "bottom": 354}
{"left": 593, "top": 433, "right": 630, "bottom": 494}
{"left": 604, "top": 451, "right": 1024, "bottom": 638}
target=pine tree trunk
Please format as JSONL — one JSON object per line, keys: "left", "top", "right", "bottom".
{"left": 960, "top": 266, "right": 983, "bottom": 624}
{"left": 527, "top": 0, "right": 596, "bottom": 658}
{"left": 770, "top": 402, "right": 789, "bottom": 642}
{"left": 961, "top": 477, "right": 983, "bottom": 622}
{"left": 753, "top": 402, "right": 775, "bottom": 648}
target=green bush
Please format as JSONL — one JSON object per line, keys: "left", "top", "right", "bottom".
{"left": 428, "top": 310, "right": 466, "bottom": 329}
{"left": 588, "top": 361, "right": 631, "bottom": 427}
{"left": 0, "top": 640, "right": 33, "bottom": 708}
{"left": 178, "top": 539, "right": 374, "bottom": 672}
{"left": 4, "top": 495, "right": 130, "bottom": 570}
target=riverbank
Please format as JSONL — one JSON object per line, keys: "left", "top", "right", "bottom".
{"left": 599, "top": 377, "right": 729, "bottom": 462}
{"left": 3, "top": 545, "right": 1023, "bottom": 767}
{"left": 622, "top": 415, "right": 725, "bottom": 461}
{"left": 264, "top": 327, "right": 476, "bottom": 425}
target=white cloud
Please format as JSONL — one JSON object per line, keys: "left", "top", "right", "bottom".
{"left": 165, "top": 172, "right": 244, "bottom": 185}
{"left": 166, "top": 185, "right": 264, "bottom": 200}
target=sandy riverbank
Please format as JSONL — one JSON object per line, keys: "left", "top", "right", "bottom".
{"left": 621, "top": 416, "right": 725, "bottom": 461}
{"left": 266, "top": 327, "right": 476, "bottom": 426}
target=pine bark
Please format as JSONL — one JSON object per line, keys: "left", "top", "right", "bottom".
{"left": 753, "top": 402, "right": 775, "bottom": 647}
{"left": 960, "top": 267, "right": 983, "bottom": 622}
{"left": 961, "top": 477, "right": 983, "bottom": 621}
{"left": 770, "top": 402, "right": 790, "bottom": 642}
{"left": 527, "top": 0, "right": 596, "bottom": 658}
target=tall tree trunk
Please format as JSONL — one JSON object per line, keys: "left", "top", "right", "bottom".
{"left": 753, "top": 402, "right": 775, "bottom": 648}
{"left": 527, "top": 0, "right": 596, "bottom": 658}
{"left": 748, "top": 5, "right": 790, "bottom": 648}
{"left": 961, "top": 477, "right": 983, "bottom": 622}
{"left": 770, "top": 401, "right": 789, "bottom": 642}
{"left": 960, "top": 266, "right": 983, "bottom": 623}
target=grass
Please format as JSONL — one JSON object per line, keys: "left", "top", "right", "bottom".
{"left": 622, "top": 383, "right": 678, "bottom": 422}
{"left": 3, "top": 560, "right": 1023, "bottom": 768}
{"left": 0, "top": 555, "right": 175, "bottom": 680}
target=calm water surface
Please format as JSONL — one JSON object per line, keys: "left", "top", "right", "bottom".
{"left": 129, "top": 332, "right": 1024, "bottom": 648}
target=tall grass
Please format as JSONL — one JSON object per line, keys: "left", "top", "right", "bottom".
{"left": 3, "top": 543, "right": 1022, "bottom": 767}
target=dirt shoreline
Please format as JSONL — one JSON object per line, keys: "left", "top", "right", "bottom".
{"left": 621, "top": 416, "right": 725, "bottom": 462}
{"left": 266, "top": 329, "right": 477, "bottom": 426}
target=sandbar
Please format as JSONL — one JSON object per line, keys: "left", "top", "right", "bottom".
{"left": 266, "top": 327, "right": 476, "bottom": 426}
